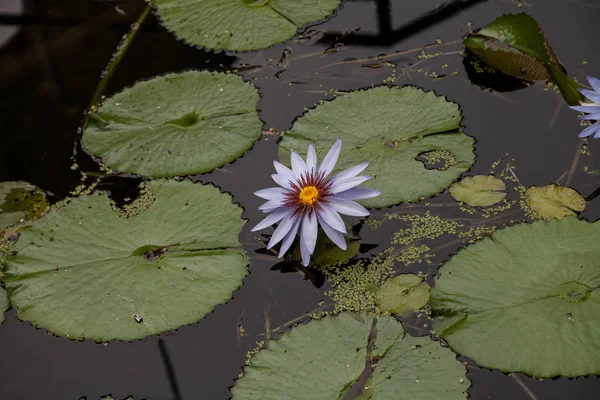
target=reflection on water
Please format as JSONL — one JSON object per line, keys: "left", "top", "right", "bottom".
{"left": 0, "top": 0, "right": 599, "bottom": 399}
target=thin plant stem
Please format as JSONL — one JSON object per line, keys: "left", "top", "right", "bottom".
{"left": 85, "top": 2, "right": 153, "bottom": 125}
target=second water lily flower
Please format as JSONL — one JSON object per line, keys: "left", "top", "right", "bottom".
{"left": 252, "top": 138, "right": 380, "bottom": 266}
{"left": 570, "top": 75, "right": 600, "bottom": 139}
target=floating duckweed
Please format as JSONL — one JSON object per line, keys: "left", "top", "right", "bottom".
{"left": 245, "top": 341, "right": 266, "bottom": 366}
{"left": 112, "top": 184, "right": 157, "bottom": 218}
{"left": 419, "top": 149, "right": 457, "bottom": 170}
{"left": 320, "top": 254, "right": 395, "bottom": 313}
{"left": 391, "top": 212, "right": 462, "bottom": 245}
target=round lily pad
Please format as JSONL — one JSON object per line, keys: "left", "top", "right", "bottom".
{"left": 82, "top": 71, "right": 262, "bottom": 177}
{"left": 0, "top": 181, "right": 48, "bottom": 234}
{"left": 431, "top": 217, "right": 600, "bottom": 377}
{"left": 376, "top": 274, "right": 431, "bottom": 316}
{"left": 449, "top": 175, "right": 506, "bottom": 207}
{"left": 232, "top": 313, "right": 469, "bottom": 399}
{"left": 154, "top": 0, "right": 342, "bottom": 52}
{"left": 525, "top": 184, "right": 586, "bottom": 221}
{"left": 3, "top": 180, "right": 248, "bottom": 341}
{"left": 279, "top": 86, "right": 476, "bottom": 208}
{"left": 0, "top": 286, "right": 8, "bottom": 324}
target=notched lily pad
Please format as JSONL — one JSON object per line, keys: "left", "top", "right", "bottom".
{"left": 432, "top": 218, "right": 600, "bottom": 377}
{"left": 279, "top": 86, "right": 476, "bottom": 208}
{"left": 82, "top": 71, "right": 262, "bottom": 177}
{"left": 0, "top": 181, "right": 49, "bottom": 237}
{"left": 154, "top": 0, "right": 342, "bottom": 52}
{"left": 525, "top": 184, "right": 585, "bottom": 220}
{"left": 4, "top": 180, "right": 248, "bottom": 341}
{"left": 449, "top": 175, "right": 507, "bottom": 207}
{"left": 232, "top": 313, "right": 469, "bottom": 399}
{"left": 464, "top": 13, "right": 582, "bottom": 105}
{"left": 376, "top": 274, "right": 431, "bottom": 316}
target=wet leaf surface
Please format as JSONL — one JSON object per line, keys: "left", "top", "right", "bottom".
{"left": 525, "top": 184, "right": 586, "bottom": 220}
{"left": 279, "top": 87, "right": 476, "bottom": 208}
{"left": 0, "top": 181, "right": 49, "bottom": 236}
{"left": 82, "top": 71, "right": 262, "bottom": 177}
{"left": 4, "top": 180, "right": 248, "bottom": 341}
{"left": 432, "top": 218, "right": 600, "bottom": 377}
{"left": 232, "top": 313, "right": 469, "bottom": 399}
{"left": 375, "top": 274, "right": 431, "bottom": 316}
{"left": 449, "top": 175, "right": 507, "bottom": 207}
{"left": 154, "top": 0, "right": 342, "bottom": 51}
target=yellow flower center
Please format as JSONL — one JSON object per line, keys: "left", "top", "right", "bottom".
{"left": 299, "top": 186, "right": 319, "bottom": 205}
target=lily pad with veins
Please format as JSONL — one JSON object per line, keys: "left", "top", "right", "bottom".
{"left": 449, "top": 175, "right": 507, "bottom": 207}
{"left": 3, "top": 180, "right": 248, "bottom": 341}
{"left": 82, "top": 71, "right": 262, "bottom": 177}
{"left": 525, "top": 184, "right": 585, "bottom": 221}
{"left": 432, "top": 217, "right": 600, "bottom": 377}
{"left": 232, "top": 313, "right": 469, "bottom": 399}
{"left": 279, "top": 86, "right": 476, "bottom": 208}
{"left": 154, "top": 0, "right": 342, "bottom": 52}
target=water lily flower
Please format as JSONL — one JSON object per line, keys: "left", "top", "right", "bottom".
{"left": 252, "top": 138, "right": 380, "bottom": 266}
{"left": 570, "top": 75, "right": 600, "bottom": 139}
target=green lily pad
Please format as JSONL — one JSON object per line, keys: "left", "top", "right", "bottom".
{"left": 431, "top": 218, "right": 600, "bottom": 377}
{"left": 525, "top": 184, "right": 585, "bottom": 221}
{"left": 376, "top": 274, "right": 431, "bottom": 316}
{"left": 3, "top": 180, "right": 248, "bottom": 341}
{"left": 464, "top": 13, "right": 582, "bottom": 105}
{"left": 0, "top": 286, "right": 8, "bottom": 324}
{"left": 279, "top": 86, "right": 476, "bottom": 208}
{"left": 82, "top": 71, "right": 262, "bottom": 177}
{"left": 232, "top": 313, "right": 469, "bottom": 399}
{"left": 449, "top": 175, "right": 507, "bottom": 207}
{"left": 0, "top": 181, "right": 48, "bottom": 235}
{"left": 154, "top": 0, "right": 341, "bottom": 52}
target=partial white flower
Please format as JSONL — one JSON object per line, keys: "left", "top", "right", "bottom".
{"left": 252, "top": 138, "right": 380, "bottom": 266}
{"left": 570, "top": 75, "right": 600, "bottom": 139}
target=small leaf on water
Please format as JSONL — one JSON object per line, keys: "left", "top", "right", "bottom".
{"left": 431, "top": 218, "right": 600, "bottom": 377}
{"left": 525, "top": 184, "right": 586, "bottom": 221}
{"left": 153, "top": 0, "right": 341, "bottom": 51}
{"left": 449, "top": 175, "right": 507, "bottom": 207}
{"left": 232, "top": 313, "right": 470, "bottom": 399}
{"left": 375, "top": 274, "right": 431, "bottom": 316}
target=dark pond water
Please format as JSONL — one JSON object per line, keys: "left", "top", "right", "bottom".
{"left": 1, "top": 0, "right": 599, "bottom": 399}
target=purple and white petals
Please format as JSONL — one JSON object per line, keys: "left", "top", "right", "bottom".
{"left": 279, "top": 218, "right": 301, "bottom": 257}
{"left": 306, "top": 144, "right": 317, "bottom": 172}
{"left": 328, "top": 197, "right": 370, "bottom": 217}
{"left": 271, "top": 174, "right": 292, "bottom": 189}
{"left": 330, "top": 175, "right": 372, "bottom": 194}
{"left": 318, "top": 137, "right": 342, "bottom": 178}
{"left": 335, "top": 187, "right": 381, "bottom": 200}
{"left": 267, "top": 214, "right": 298, "bottom": 249}
{"left": 331, "top": 162, "right": 369, "bottom": 183}
{"left": 290, "top": 151, "right": 308, "bottom": 179}
{"left": 318, "top": 202, "right": 347, "bottom": 234}
{"left": 252, "top": 138, "right": 380, "bottom": 266}
{"left": 254, "top": 187, "right": 289, "bottom": 201}
{"left": 251, "top": 207, "right": 290, "bottom": 232}
{"left": 571, "top": 75, "right": 600, "bottom": 140}
{"left": 318, "top": 216, "right": 347, "bottom": 250}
